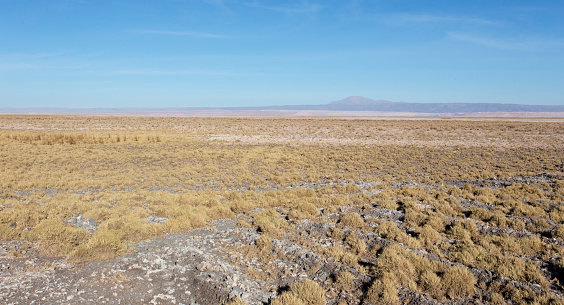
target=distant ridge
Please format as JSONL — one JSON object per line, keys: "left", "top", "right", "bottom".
{"left": 304, "top": 96, "right": 564, "bottom": 113}
{"left": 328, "top": 96, "right": 391, "bottom": 106}
{"left": 2, "top": 96, "right": 564, "bottom": 116}
{"left": 216, "top": 96, "right": 564, "bottom": 113}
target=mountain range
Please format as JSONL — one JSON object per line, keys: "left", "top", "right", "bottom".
{"left": 235, "top": 96, "right": 564, "bottom": 113}
{"left": 2, "top": 96, "right": 564, "bottom": 116}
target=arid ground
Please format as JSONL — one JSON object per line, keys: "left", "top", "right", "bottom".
{"left": 1, "top": 115, "right": 564, "bottom": 304}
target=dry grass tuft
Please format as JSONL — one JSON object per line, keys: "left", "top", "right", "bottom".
{"left": 329, "top": 227, "right": 345, "bottom": 241}
{"left": 33, "top": 218, "right": 90, "bottom": 256}
{"left": 442, "top": 266, "right": 476, "bottom": 299}
{"left": 255, "top": 235, "right": 274, "bottom": 258}
{"left": 70, "top": 229, "right": 129, "bottom": 262}
{"left": 372, "top": 244, "right": 417, "bottom": 290}
{"left": 379, "top": 200, "right": 398, "bottom": 210}
{"left": 339, "top": 212, "right": 365, "bottom": 229}
{"left": 335, "top": 271, "right": 354, "bottom": 292}
{"left": 419, "top": 270, "right": 444, "bottom": 300}
{"left": 224, "top": 298, "right": 248, "bottom": 305}
{"left": 345, "top": 231, "right": 367, "bottom": 254}
{"left": 553, "top": 225, "right": 564, "bottom": 240}
{"left": 374, "top": 221, "right": 420, "bottom": 249}
{"left": 488, "top": 292, "right": 506, "bottom": 305}
{"left": 364, "top": 272, "right": 400, "bottom": 305}
{"left": 418, "top": 224, "right": 442, "bottom": 246}
{"left": 253, "top": 209, "right": 287, "bottom": 238}
{"left": 270, "top": 293, "right": 305, "bottom": 305}
{"left": 323, "top": 246, "right": 359, "bottom": 267}
{"left": 271, "top": 279, "right": 326, "bottom": 305}
{"left": 288, "top": 200, "right": 320, "bottom": 220}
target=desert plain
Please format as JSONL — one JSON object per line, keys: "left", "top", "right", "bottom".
{"left": 1, "top": 115, "right": 564, "bottom": 305}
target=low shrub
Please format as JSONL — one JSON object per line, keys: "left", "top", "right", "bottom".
{"left": 372, "top": 244, "right": 417, "bottom": 290}
{"left": 418, "top": 224, "right": 442, "bottom": 246}
{"left": 253, "top": 209, "right": 287, "bottom": 238}
{"left": 345, "top": 231, "right": 367, "bottom": 254}
{"left": 552, "top": 224, "right": 564, "bottom": 240}
{"left": 339, "top": 212, "right": 365, "bottom": 229}
{"left": 419, "top": 270, "right": 444, "bottom": 300}
{"left": 323, "top": 246, "right": 359, "bottom": 267}
{"left": 70, "top": 229, "right": 129, "bottom": 261}
{"left": 288, "top": 200, "right": 319, "bottom": 220}
{"left": 375, "top": 221, "right": 420, "bottom": 249}
{"left": 441, "top": 266, "right": 476, "bottom": 299}
{"left": 335, "top": 271, "right": 354, "bottom": 292}
{"left": 271, "top": 279, "right": 326, "bottom": 305}
{"left": 33, "top": 218, "right": 90, "bottom": 256}
{"left": 225, "top": 298, "right": 248, "bottom": 305}
{"left": 364, "top": 272, "right": 400, "bottom": 305}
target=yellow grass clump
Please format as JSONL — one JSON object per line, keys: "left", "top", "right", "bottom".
{"left": 224, "top": 298, "right": 248, "bottom": 305}
{"left": 364, "top": 272, "right": 400, "bottom": 305}
{"left": 441, "top": 266, "right": 476, "bottom": 299}
{"left": 271, "top": 279, "right": 326, "bottom": 305}
{"left": 253, "top": 208, "right": 288, "bottom": 238}
{"left": 339, "top": 212, "right": 365, "bottom": 229}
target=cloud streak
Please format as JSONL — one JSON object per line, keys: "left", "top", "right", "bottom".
{"left": 448, "top": 32, "right": 564, "bottom": 50}
{"left": 1, "top": 50, "right": 76, "bottom": 60}
{"left": 0, "top": 50, "right": 82, "bottom": 71}
{"left": 135, "top": 30, "right": 229, "bottom": 39}
{"left": 448, "top": 32, "right": 517, "bottom": 49}
{"left": 106, "top": 69, "right": 263, "bottom": 77}
{"left": 0, "top": 63, "right": 84, "bottom": 71}
{"left": 378, "top": 13, "right": 498, "bottom": 26}
{"left": 243, "top": 1, "right": 321, "bottom": 13}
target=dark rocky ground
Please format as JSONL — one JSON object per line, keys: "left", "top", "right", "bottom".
{"left": 1, "top": 219, "right": 270, "bottom": 305}
{"left": 2, "top": 176, "right": 564, "bottom": 305}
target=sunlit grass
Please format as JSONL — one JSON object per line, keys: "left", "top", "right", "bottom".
{"left": 1, "top": 115, "right": 563, "bottom": 303}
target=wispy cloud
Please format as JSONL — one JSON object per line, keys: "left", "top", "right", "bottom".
{"left": 0, "top": 50, "right": 81, "bottom": 71}
{"left": 107, "top": 69, "right": 263, "bottom": 77}
{"left": 378, "top": 13, "right": 498, "bottom": 26}
{"left": 2, "top": 50, "right": 75, "bottom": 59}
{"left": 135, "top": 30, "right": 229, "bottom": 39}
{"left": 506, "top": 5, "right": 553, "bottom": 13}
{"left": 201, "top": 0, "right": 227, "bottom": 7}
{"left": 448, "top": 32, "right": 517, "bottom": 49}
{"left": 243, "top": 1, "right": 322, "bottom": 13}
{"left": 448, "top": 32, "right": 564, "bottom": 50}
{"left": 0, "top": 63, "right": 83, "bottom": 71}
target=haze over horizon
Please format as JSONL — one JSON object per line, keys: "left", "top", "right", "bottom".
{"left": 1, "top": 1, "right": 563, "bottom": 108}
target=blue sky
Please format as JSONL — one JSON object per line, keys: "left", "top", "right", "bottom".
{"left": 1, "top": 0, "right": 563, "bottom": 107}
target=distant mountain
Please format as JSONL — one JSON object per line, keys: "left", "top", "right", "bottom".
{"left": 1, "top": 96, "right": 563, "bottom": 115}
{"left": 257, "top": 96, "right": 564, "bottom": 113}
{"left": 328, "top": 96, "right": 391, "bottom": 106}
